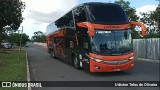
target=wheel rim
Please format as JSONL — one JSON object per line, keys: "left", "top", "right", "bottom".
{"left": 51, "top": 52, "right": 54, "bottom": 57}
{"left": 74, "top": 57, "right": 78, "bottom": 67}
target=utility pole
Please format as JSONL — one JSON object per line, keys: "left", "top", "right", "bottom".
{"left": 19, "top": 26, "right": 23, "bottom": 52}
{"left": 18, "top": 26, "right": 23, "bottom": 62}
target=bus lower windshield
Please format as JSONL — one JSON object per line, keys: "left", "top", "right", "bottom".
{"left": 91, "top": 29, "right": 133, "bottom": 55}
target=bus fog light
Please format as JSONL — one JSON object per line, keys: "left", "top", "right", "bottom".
{"left": 95, "top": 66, "right": 100, "bottom": 69}
{"left": 131, "top": 64, "right": 134, "bottom": 66}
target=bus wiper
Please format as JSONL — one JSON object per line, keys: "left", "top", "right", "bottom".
{"left": 111, "top": 53, "right": 123, "bottom": 56}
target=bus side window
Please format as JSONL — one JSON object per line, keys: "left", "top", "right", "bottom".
{"left": 55, "top": 11, "right": 74, "bottom": 28}
{"left": 65, "top": 11, "right": 74, "bottom": 28}
{"left": 54, "top": 38, "right": 59, "bottom": 46}
{"left": 73, "top": 6, "right": 87, "bottom": 23}
{"left": 65, "top": 37, "right": 70, "bottom": 48}
{"left": 65, "top": 37, "right": 76, "bottom": 48}
{"left": 79, "top": 35, "right": 89, "bottom": 50}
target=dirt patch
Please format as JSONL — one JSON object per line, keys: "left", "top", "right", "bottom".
{"left": 0, "top": 51, "right": 11, "bottom": 54}
{"left": 0, "top": 61, "right": 9, "bottom": 66}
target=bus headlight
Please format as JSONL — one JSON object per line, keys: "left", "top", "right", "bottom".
{"left": 129, "top": 56, "right": 134, "bottom": 60}
{"left": 95, "top": 59, "right": 103, "bottom": 62}
{"left": 90, "top": 57, "right": 103, "bottom": 63}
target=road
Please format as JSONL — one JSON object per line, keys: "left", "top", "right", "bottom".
{"left": 26, "top": 43, "right": 159, "bottom": 90}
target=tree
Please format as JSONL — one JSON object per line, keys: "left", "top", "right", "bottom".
{"left": 8, "top": 33, "right": 29, "bottom": 46}
{"left": 32, "top": 31, "right": 46, "bottom": 43}
{"left": 114, "top": 0, "right": 141, "bottom": 39}
{"left": 155, "top": 6, "right": 160, "bottom": 37}
{"left": 0, "top": 0, "right": 25, "bottom": 42}
{"left": 114, "top": 0, "right": 139, "bottom": 21}
{"left": 140, "top": 7, "right": 159, "bottom": 38}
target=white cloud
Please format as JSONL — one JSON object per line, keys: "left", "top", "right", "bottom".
{"left": 20, "top": 0, "right": 78, "bottom": 37}
{"left": 135, "top": 5, "right": 157, "bottom": 31}
{"left": 21, "top": 1, "right": 157, "bottom": 38}
{"left": 136, "top": 5, "right": 157, "bottom": 16}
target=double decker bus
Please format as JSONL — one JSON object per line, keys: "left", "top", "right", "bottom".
{"left": 46, "top": 2, "right": 146, "bottom": 72}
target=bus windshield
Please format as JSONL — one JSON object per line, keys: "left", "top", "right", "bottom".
{"left": 86, "top": 3, "right": 129, "bottom": 24}
{"left": 91, "top": 29, "right": 133, "bottom": 55}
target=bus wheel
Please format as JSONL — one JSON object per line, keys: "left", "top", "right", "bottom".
{"left": 51, "top": 51, "right": 55, "bottom": 58}
{"left": 73, "top": 55, "right": 80, "bottom": 69}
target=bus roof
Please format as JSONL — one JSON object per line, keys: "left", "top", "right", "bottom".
{"left": 55, "top": 2, "right": 121, "bottom": 22}
{"left": 46, "top": 2, "right": 128, "bottom": 35}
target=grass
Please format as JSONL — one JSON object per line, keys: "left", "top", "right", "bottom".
{"left": 0, "top": 49, "right": 27, "bottom": 90}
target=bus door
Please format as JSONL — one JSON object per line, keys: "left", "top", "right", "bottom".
{"left": 63, "top": 36, "right": 76, "bottom": 63}
{"left": 77, "top": 34, "right": 90, "bottom": 71}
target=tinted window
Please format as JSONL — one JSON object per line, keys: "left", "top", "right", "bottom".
{"left": 73, "top": 6, "right": 87, "bottom": 23}
{"left": 86, "top": 3, "right": 129, "bottom": 24}
{"left": 91, "top": 29, "right": 132, "bottom": 55}
{"left": 46, "top": 22, "right": 58, "bottom": 35}
{"left": 56, "top": 11, "right": 74, "bottom": 28}
{"left": 78, "top": 34, "right": 90, "bottom": 50}
{"left": 65, "top": 11, "right": 74, "bottom": 27}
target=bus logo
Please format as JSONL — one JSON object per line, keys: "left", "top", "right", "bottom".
{"left": 104, "top": 25, "right": 120, "bottom": 29}
{"left": 2, "top": 82, "right": 11, "bottom": 87}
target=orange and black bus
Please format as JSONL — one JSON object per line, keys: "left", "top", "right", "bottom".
{"left": 46, "top": 2, "right": 146, "bottom": 72}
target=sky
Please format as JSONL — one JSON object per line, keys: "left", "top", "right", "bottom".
{"left": 20, "top": 0, "right": 158, "bottom": 38}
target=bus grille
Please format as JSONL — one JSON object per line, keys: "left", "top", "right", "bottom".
{"left": 103, "top": 60, "right": 129, "bottom": 65}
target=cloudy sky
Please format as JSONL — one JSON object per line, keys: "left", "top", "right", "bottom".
{"left": 20, "top": 0, "right": 158, "bottom": 38}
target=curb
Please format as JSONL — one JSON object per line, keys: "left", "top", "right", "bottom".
{"left": 25, "top": 49, "right": 31, "bottom": 90}
{"left": 137, "top": 58, "right": 160, "bottom": 63}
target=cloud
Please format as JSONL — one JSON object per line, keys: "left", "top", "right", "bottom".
{"left": 135, "top": 5, "right": 157, "bottom": 31}
{"left": 136, "top": 5, "right": 157, "bottom": 16}
{"left": 20, "top": 0, "right": 78, "bottom": 37}
{"left": 26, "top": 10, "right": 64, "bottom": 23}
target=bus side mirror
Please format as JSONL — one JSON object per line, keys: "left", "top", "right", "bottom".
{"left": 130, "top": 21, "right": 147, "bottom": 37}
{"left": 77, "top": 22, "right": 94, "bottom": 37}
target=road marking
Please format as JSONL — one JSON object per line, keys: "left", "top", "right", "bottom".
{"left": 25, "top": 49, "right": 32, "bottom": 90}
{"left": 32, "top": 68, "right": 38, "bottom": 81}
{"left": 137, "top": 58, "right": 160, "bottom": 63}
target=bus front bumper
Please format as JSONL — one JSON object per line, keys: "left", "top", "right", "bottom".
{"left": 90, "top": 59, "right": 134, "bottom": 72}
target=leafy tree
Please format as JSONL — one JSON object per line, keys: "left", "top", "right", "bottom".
{"left": 114, "top": 0, "right": 139, "bottom": 21}
{"left": 0, "top": 0, "right": 25, "bottom": 42}
{"left": 8, "top": 33, "right": 29, "bottom": 46}
{"left": 114, "top": 0, "right": 141, "bottom": 39}
{"left": 32, "top": 31, "right": 46, "bottom": 43}
{"left": 156, "top": 6, "right": 160, "bottom": 37}
{"left": 140, "top": 7, "right": 159, "bottom": 38}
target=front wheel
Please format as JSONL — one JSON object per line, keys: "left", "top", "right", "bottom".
{"left": 51, "top": 51, "right": 55, "bottom": 58}
{"left": 73, "top": 55, "right": 80, "bottom": 69}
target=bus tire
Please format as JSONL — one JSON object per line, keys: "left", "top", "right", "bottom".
{"left": 73, "top": 55, "right": 80, "bottom": 69}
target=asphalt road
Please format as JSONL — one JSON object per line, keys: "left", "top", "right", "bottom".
{"left": 26, "top": 43, "right": 159, "bottom": 90}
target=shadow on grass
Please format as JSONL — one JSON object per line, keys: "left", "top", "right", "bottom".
{"left": 0, "top": 51, "right": 11, "bottom": 54}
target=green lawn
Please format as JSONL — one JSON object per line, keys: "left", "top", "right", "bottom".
{"left": 0, "top": 50, "right": 27, "bottom": 90}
